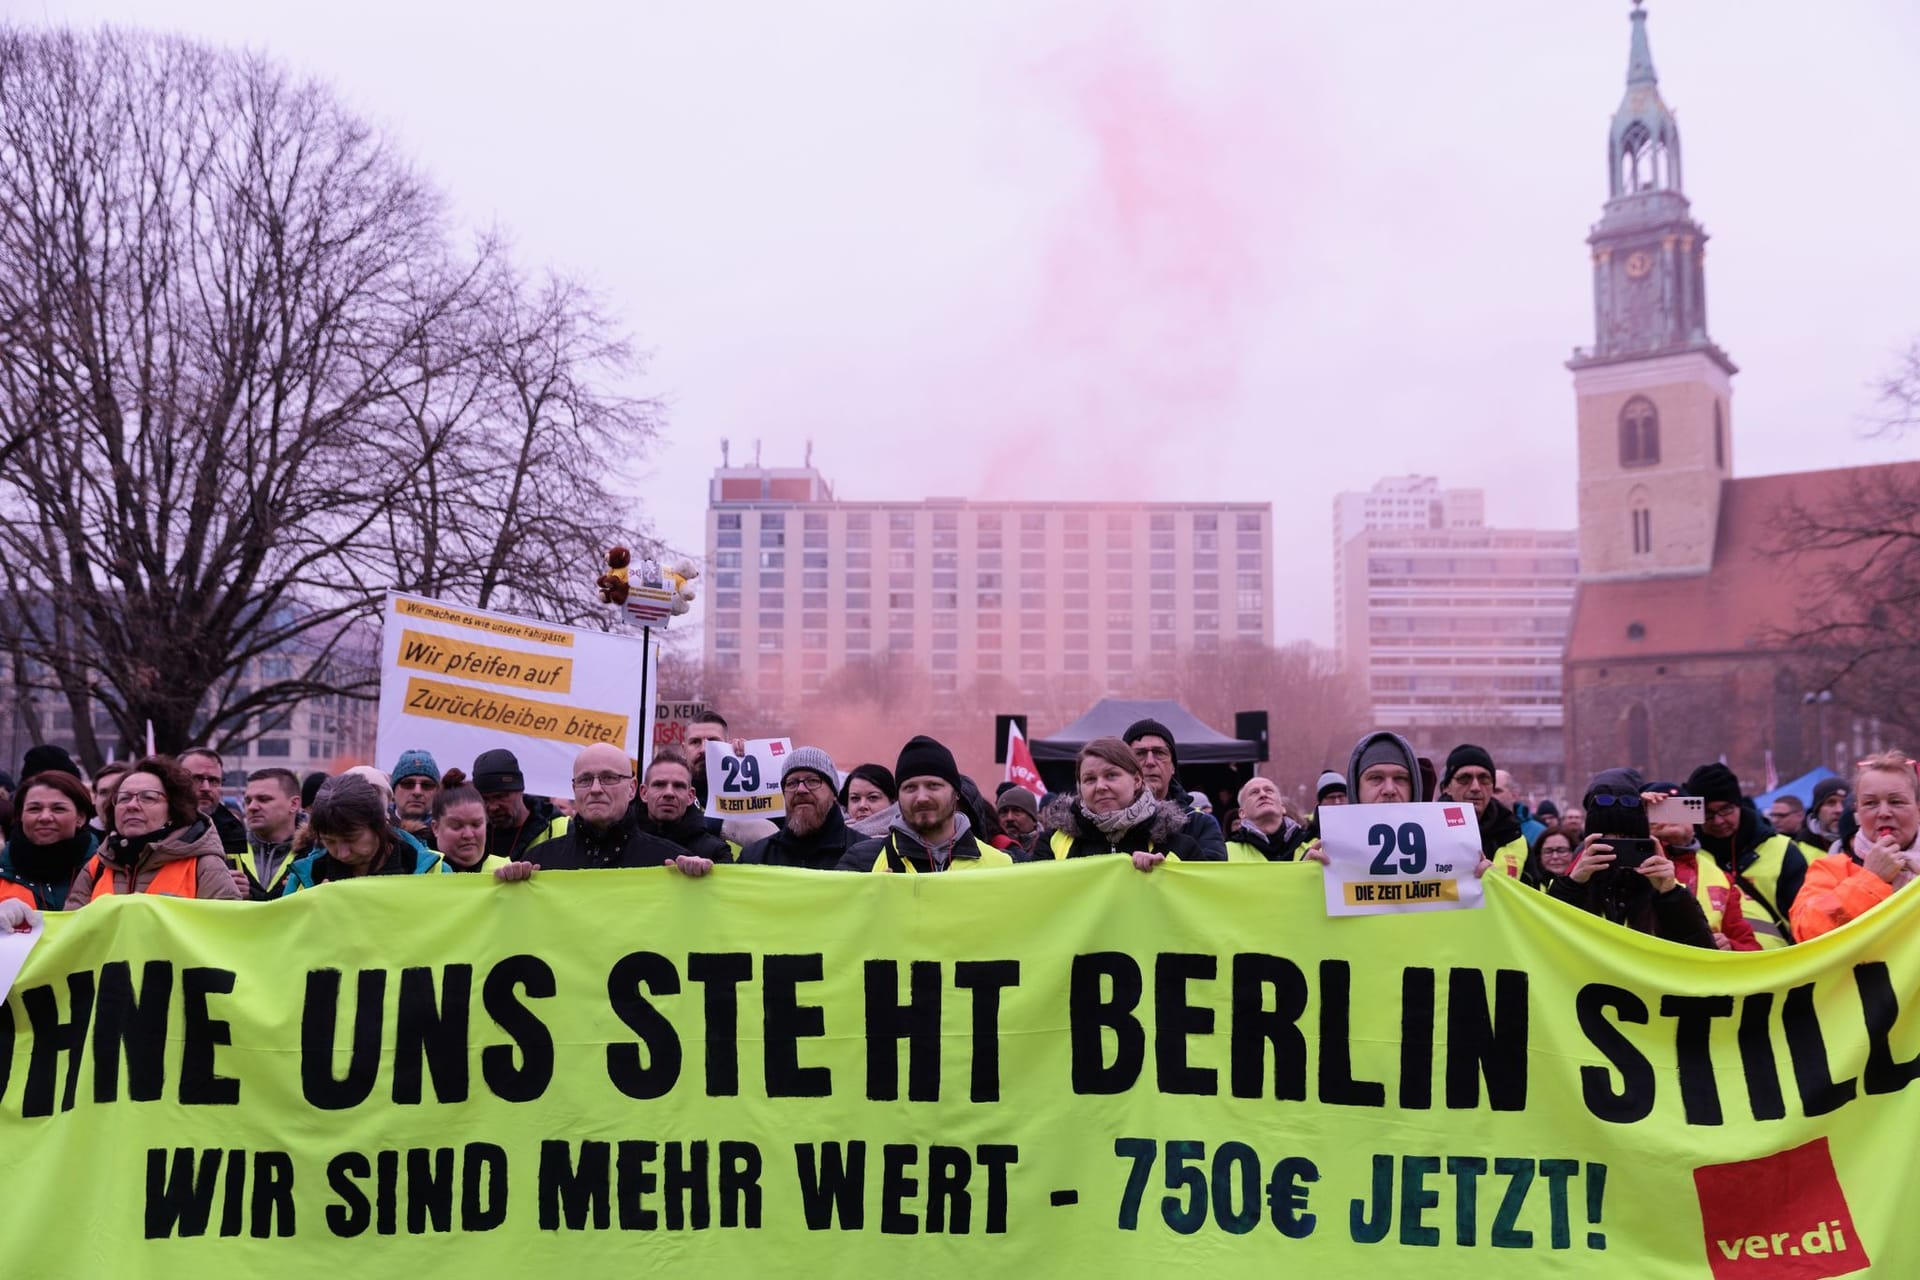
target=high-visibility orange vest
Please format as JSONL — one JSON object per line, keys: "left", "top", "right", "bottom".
{"left": 87, "top": 855, "right": 199, "bottom": 899}
{"left": 0, "top": 880, "right": 34, "bottom": 908}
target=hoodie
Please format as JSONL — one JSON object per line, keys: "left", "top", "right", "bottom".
{"left": 1346, "top": 731, "right": 1424, "bottom": 803}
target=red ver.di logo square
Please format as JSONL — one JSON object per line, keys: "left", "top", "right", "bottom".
{"left": 1693, "top": 1138, "right": 1867, "bottom": 1280}
{"left": 1443, "top": 806, "right": 1468, "bottom": 827}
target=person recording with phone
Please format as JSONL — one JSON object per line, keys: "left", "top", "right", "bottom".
{"left": 1548, "top": 768, "right": 1715, "bottom": 948}
{"left": 1644, "top": 781, "right": 1763, "bottom": 951}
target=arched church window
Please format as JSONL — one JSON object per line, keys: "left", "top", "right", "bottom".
{"left": 1619, "top": 396, "right": 1660, "bottom": 467}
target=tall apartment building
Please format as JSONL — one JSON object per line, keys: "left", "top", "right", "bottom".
{"left": 704, "top": 462, "right": 1274, "bottom": 710}
{"left": 1331, "top": 476, "right": 1485, "bottom": 659}
{"left": 1335, "top": 478, "right": 1577, "bottom": 789}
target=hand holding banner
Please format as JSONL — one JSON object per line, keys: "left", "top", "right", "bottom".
{"left": 1319, "top": 801, "right": 1485, "bottom": 915}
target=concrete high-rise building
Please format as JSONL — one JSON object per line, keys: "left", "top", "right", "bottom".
{"left": 704, "top": 462, "right": 1273, "bottom": 710}
{"left": 1335, "top": 479, "right": 1578, "bottom": 789}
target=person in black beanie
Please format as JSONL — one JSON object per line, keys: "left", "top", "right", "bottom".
{"left": 20, "top": 745, "right": 81, "bottom": 782}
{"left": 1685, "top": 762, "right": 1806, "bottom": 946}
{"left": 1121, "top": 718, "right": 1227, "bottom": 861}
{"left": 1806, "top": 776, "right": 1849, "bottom": 849}
{"left": 1439, "top": 743, "right": 1527, "bottom": 878}
{"left": 838, "top": 735, "right": 1019, "bottom": 872}
{"left": 1549, "top": 768, "right": 1713, "bottom": 947}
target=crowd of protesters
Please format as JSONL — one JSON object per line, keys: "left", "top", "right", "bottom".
{"left": 0, "top": 709, "right": 1914, "bottom": 952}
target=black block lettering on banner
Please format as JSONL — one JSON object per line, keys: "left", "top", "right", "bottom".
{"left": 1857, "top": 960, "right": 1920, "bottom": 1095}
{"left": 180, "top": 968, "right": 241, "bottom": 1106}
{"left": 688, "top": 952, "right": 751, "bottom": 1096}
{"left": 954, "top": 959, "right": 1018, "bottom": 1103}
{"left": 407, "top": 1148, "right": 455, "bottom": 1234}
{"left": 1447, "top": 1155, "right": 1487, "bottom": 1245}
{"left": 302, "top": 969, "right": 387, "bottom": 1111}
{"left": 91, "top": 960, "right": 171, "bottom": 1104}
{"left": 880, "top": 1144, "right": 920, "bottom": 1235}
{"left": 1070, "top": 952, "right": 1143, "bottom": 1094}
{"left": 1399, "top": 1154, "right": 1441, "bottom": 1246}
{"left": 865, "top": 960, "right": 942, "bottom": 1102}
{"left": 977, "top": 1144, "right": 1017, "bottom": 1233}
{"left": 606, "top": 952, "right": 681, "bottom": 1100}
{"left": 1400, "top": 968, "right": 1436, "bottom": 1110}
{"left": 1576, "top": 984, "right": 1653, "bottom": 1123}
{"left": 664, "top": 1139, "right": 711, "bottom": 1230}
{"left": 146, "top": 1147, "right": 220, "bottom": 1239}
{"left": 1737, "top": 992, "right": 1787, "bottom": 1121}
{"left": 539, "top": 1139, "right": 612, "bottom": 1231}
{"left": 718, "top": 1141, "right": 764, "bottom": 1228}
{"left": 1660, "top": 993, "right": 1734, "bottom": 1125}
{"left": 1447, "top": 968, "right": 1529, "bottom": 1112}
{"left": 326, "top": 1152, "right": 372, "bottom": 1236}
{"left": 1783, "top": 981, "right": 1857, "bottom": 1116}
{"left": 1230, "top": 953, "right": 1307, "bottom": 1101}
{"left": 1155, "top": 953, "right": 1217, "bottom": 1095}
{"left": 0, "top": 998, "right": 12, "bottom": 1101}
{"left": 764, "top": 954, "right": 831, "bottom": 1097}
{"left": 480, "top": 956, "right": 556, "bottom": 1103}
{"left": 1490, "top": 1158, "right": 1534, "bottom": 1248}
{"left": 795, "top": 1141, "right": 866, "bottom": 1230}
{"left": 394, "top": 966, "right": 471, "bottom": 1105}
{"left": 463, "top": 1143, "right": 509, "bottom": 1231}
{"left": 22, "top": 971, "right": 95, "bottom": 1117}
{"left": 615, "top": 1140, "right": 659, "bottom": 1230}
{"left": 927, "top": 1146, "right": 971, "bottom": 1233}
{"left": 1318, "top": 961, "right": 1385, "bottom": 1107}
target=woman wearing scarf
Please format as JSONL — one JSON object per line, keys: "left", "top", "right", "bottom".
{"left": 64, "top": 756, "right": 242, "bottom": 905}
{"left": 0, "top": 771, "right": 100, "bottom": 911}
{"left": 1791, "top": 751, "right": 1920, "bottom": 941}
{"left": 1036, "top": 737, "right": 1200, "bottom": 871}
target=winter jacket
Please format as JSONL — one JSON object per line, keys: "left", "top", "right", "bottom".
{"left": 1789, "top": 848, "right": 1912, "bottom": 942}
{"left": 1473, "top": 801, "right": 1528, "bottom": 878}
{"left": 235, "top": 835, "right": 299, "bottom": 901}
{"left": 282, "top": 827, "right": 447, "bottom": 894}
{"left": 739, "top": 806, "right": 861, "bottom": 871}
{"left": 530, "top": 803, "right": 684, "bottom": 871}
{"left": 1165, "top": 778, "right": 1228, "bottom": 861}
{"left": 837, "top": 814, "right": 1017, "bottom": 873}
{"left": 1547, "top": 868, "right": 1715, "bottom": 949}
{"left": 67, "top": 819, "right": 242, "bottom": 906}
{"left": 207, "top": 803, "right": 249, "bottom": 856}
{"left": 1225, "top": 818, "right": 1311, "bottom": 863}
{"left": 0, "top": 830, "right": 98, "bottom": 911}
{"left": 637, "top": 805, "right": 734, "bottom": 862}
{"left": 487, "top": 795, "right": 566, "bottom": 863}
{"left": 1038, "top": 796, "right": 1203, "bottom": 861}
{"left": 1700, "top": 804, "right": 1806, "bottom": 946}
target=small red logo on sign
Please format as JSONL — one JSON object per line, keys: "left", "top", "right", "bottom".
{"left": 1443, "top": 807, "right": 1467, "bottom": 827}
{"left": 769, "top": 742, "right": 785, "bottom": 756}
{"left": 1694, "top": 1139, "right": 1867, "bottom": 1280}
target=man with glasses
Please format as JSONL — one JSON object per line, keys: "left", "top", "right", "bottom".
{"left": 472, "top": 747, "right": 565, "bottom": 862}
{"left": 635, "top": 748, "right": 733, "bottom": 861}
{"left": 1439, "top": 744, "right": 1528, "bottom": 878}
{"left": 181, "top": 747, "right": 249, "bottom": 856}
{"left": 1121, "top": 718, "right": 1227, "bottom": 861}
{"left": 1686, "top": 762, "right": 1808, "bottom": 946}
{"left": 530, "top": 743, "right": 684, "bottom": 872}
{"left": 389, "top": 749, "right": 441, "bottom": 844}
{"left": 741, "top": 747, "right": 860, "bottom": 870}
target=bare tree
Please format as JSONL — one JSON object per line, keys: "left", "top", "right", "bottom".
{"left": 1769, "top": 340, "right": 1920, "bottom": 741}
{"left": 0, "top": 28, "right": 659, "bottom": 764}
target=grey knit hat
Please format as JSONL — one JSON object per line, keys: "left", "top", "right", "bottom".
{"left": 781, "top": 745, "right": 838, "bottom": 790}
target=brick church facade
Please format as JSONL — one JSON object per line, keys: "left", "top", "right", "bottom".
{"left": 1561, "top": 5, "right": 1919, "bottom": 789}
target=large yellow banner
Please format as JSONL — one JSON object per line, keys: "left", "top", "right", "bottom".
{"left": 1, "top": 862, "right": 1913, "bottom": 1278}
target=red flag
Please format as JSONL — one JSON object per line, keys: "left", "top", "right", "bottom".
{"left": 1005, "top": 721, "right": 1047, "bottom": 797}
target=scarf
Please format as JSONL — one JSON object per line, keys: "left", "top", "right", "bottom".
{"left": 1087, "top": 791, "right": 1158, "bottom": 839}
{"left": 9, "top": 831, "right": 93, "bottom": 884}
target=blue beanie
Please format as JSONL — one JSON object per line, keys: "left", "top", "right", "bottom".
{"left": 390, "top": 749, "right": 441, "bottom": 787}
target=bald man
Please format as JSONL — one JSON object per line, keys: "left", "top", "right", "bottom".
{"left": 530, "top": 743, "right": 685, "bottom": 871}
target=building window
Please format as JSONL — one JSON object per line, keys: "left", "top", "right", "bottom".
{"left": 1631, "top": 506, "right": 1653, "bottom": 555}
{"left": 1619, "top": 396, "right": 1660, "bottom": 467}
{"left": 718, "top": 513, "right": 741, "bottom": 530}
{"left": 1714, "top": 400, "right": 1725, "bottom": 469}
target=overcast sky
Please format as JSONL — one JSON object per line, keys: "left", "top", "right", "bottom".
{"left": 21, "top": 0, "right": 1920, "bottom": 645}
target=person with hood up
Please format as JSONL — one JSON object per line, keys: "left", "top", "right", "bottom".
{"left": 838, "top": 736, "right": 1019, "bottom": 873}
{"left": 1790, "top": 751, "right": 1920, "bottom": 941}
{"left": 1036, "top": 737, "right": 1201, "bottom": 869}
{"left": 1121, "top": 718, "right": 1228, "bottom": 861}
{"left": 1686, "top": 762, "right": 1807, "bottom": 944}
{"left": 741, "top": 748, "right": 861, "bottom": 870}
{"left": 0, "top": 771, "right": 100, "bottom": 911}
{"left": 635, "top": 748, "right": 735, "bottom": 862}
{"left": 1439, "top": 744, "right": 1528, "bottom": 878}
{"left": 66, "top": 755, "right": 243, "bottom": 905}
{"left": 1225, "top": 776, "right": 1311, "bottom": 862}
{"left": 282, "top": 774, "right": 448, "bottom": 892}
{"left": 1548, "top": 768, "right": 1714, "bottom": 948}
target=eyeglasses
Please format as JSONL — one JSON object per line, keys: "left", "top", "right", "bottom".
{"left": 781, "top": 776, "right": 829, "bottom": 795}
{"left": 1588, "top": 793, "right": 1642, "bottom": 809}
{"left": 114, "top": 789, "right": 167, "bottom": 807}
{"left": 572, "top": 772, "right": 634, "bottom": 791}
{"left": 188, "top": 774, "right": 222, "bottom": 787}
{"left": 395, "top": 777, "right": 437, "bottom": 790}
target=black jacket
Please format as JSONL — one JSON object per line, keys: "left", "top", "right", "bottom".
{"left": 1226, "top": 820, "right": 1310, "bottom": 861}
{"left": 207, "top": 803, "right": 249, "bottom": 856}
{"left": 1548, "top": 870, "right": 1716, "bottom": 949}
{"left": 1038, "top": 797, "right": 1205, "bottom": 861}
{"left": 1163, "top": 779, "right": 1228, "bottom": 861}
{"left": 1475, "top": 800, "right": 1524, "bottom": 859}
{"left": 740, "top": 807, "right": 860, "bottom": 871}
{"left": 488, "top": 795, "right": 561, "bottom": 862}
{"left": 532, "top": 804, "right": 682, "bottom": 871}
{"left": 637, "top": 805, "right": 734, "bottom": 862}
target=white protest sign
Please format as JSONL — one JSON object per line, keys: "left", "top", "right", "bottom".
{"left": 376, "top": 592, "right": 653, "bottom": 800}
{"left": 0, "top": 920, "right": 43, "bottom": 1005}
{"left": 1319, "top": 801, "right": 1485, "bottom": 916}
{"left": 705, "top": 737, "right": 793, "bottom": 820}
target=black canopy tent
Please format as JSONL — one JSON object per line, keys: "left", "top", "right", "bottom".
{"left": 1028, "top": 699, "right": 1262, "bottom": 810}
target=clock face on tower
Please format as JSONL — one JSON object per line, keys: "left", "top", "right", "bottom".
{"left": 1625, "top": 250, "right": 1654, "bottom": 279}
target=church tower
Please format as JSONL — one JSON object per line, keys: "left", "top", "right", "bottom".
{"left": 1569, "top": 3, "right": 1736, "bottom": 582}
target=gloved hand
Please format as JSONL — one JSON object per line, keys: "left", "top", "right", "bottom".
{"left": 0, "top": 898, "right": 42, "bottom": 932}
